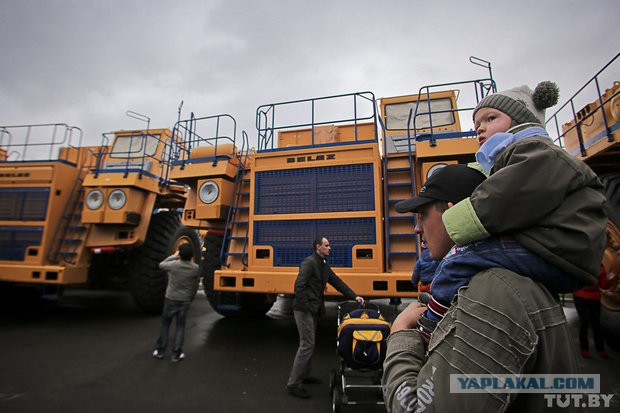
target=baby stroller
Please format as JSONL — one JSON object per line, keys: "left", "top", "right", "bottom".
{"left": 330, "top": 301, "right": 391, "bottom": 412}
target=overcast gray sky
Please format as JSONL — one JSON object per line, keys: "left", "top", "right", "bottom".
{"left": 1, "top": 0, "right": 619, "bottom": 149}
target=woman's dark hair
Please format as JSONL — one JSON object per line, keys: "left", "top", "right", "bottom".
{"left": 178, "top": 244, "right": 194, "bottom": 261}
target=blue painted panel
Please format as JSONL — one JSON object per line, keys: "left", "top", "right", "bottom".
{"left": 0, "top": 226, "right": 44, "bottom": 261}
{"left": 254, "top": 218, "right": 376, "bottom": 267}
{"left": 255, "top": 164, "right": 375, "bottom": 214}
{"left": 0, "top": 188, "right": 50, "bottom": 221}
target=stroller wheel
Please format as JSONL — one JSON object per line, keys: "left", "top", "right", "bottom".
{"left": 332, "top": 385, "right": 342, "bottom": 413}
{"left": 329, "top": 369, "right": 337, "bottom": 393}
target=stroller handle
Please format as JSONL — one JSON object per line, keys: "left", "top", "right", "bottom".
{"left": 338, "top": 300, "right": 380, "bottom": 313}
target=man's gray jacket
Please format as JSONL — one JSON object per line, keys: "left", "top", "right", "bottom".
{"left": 159, "top": 255, "right": 200, "bottom": 302}
{"left": 382, "top": 267, "right": 579, "bottom": 413}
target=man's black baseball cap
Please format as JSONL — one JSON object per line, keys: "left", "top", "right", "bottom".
{"left": 394, "top": 164, "right": 486, "bottom": 213}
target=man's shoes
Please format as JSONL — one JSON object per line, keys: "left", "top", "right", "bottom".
{"left": 598, "top": 350, "right": 610, "bottom": 359}
{"left": 303, "top": 376, "right": 322, "bottom": 385}
{"left": 580, "top": 349, "right": 591, "bottom": 358}
{"left": 286, "top": 385, "right": 310, "bottom": 399}
{"left": 171, "top": 352, "right": 185, "bottom": 363}
{"left": 152, "top": 350, "right": 164, "bottom": 359}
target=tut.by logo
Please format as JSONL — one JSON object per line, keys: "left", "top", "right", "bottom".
{"left": 544, "top": 394, "right": 614, "bottom": 409}
{"left": 450, "top": 374, "right": 615, "bottom": 408}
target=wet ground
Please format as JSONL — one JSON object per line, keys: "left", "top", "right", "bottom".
{"left": 0, "top": 289, "right": 619, "bottom": 412}
{"left": 0, "top": 289, "right": 387, "bottom": 413}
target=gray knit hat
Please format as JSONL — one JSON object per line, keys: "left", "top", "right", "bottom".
{"left": 473, "top": 81, "right": 560, "bottom": 125}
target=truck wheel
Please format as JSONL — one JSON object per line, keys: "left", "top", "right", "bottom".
{"left": 201, "top": 232, "right": 274, "bottom": 317}
{"left": 129, "top": 211, "right": 200, "bottom": 313}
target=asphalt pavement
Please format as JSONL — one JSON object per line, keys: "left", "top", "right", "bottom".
{"left": 1, "top": 289, "right": 619, "bottom": 413}
{"left": 0, "top": 289, "right": 388, "bottom": 413}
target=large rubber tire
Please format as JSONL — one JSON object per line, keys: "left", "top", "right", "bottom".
{"left": 201, "top": 232, "right": 274, "bottom": 318}
{"left": 129, "top": 211, "right": 201, "bottom": 313}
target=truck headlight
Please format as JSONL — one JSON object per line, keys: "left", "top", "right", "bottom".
{"left": 85, "top": 190, "right": 104, "bottom": 210}
{"left": 199, "top": 180, "right": 219, "bottom": 204}
{"left": 108, "top": 189, "right": 127, "bottom": 210}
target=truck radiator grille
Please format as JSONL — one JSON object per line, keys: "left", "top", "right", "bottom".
{"left": 0, "top": 188, "right": 50, "bottom": 221}
{"left": 254, "top": 164, "right": 375, "bottom": 214}
{"left": 0, "top": 226, "right": 44, "bottom": 261}
{"left": 253, "top": 218, "right": 376, "bottom": 267}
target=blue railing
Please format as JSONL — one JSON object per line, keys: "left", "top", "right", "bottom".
{"left": 546, "top": 52, "right": 619, "bottom": 156}
{"left": 256, "top": 91, "right": 378, "bottom": 152}
{"left": 220, "top": 130, "right": 252, "bottom": 266}
{"left": 407, "top": 78, "right": 496, "bottom": 147}
{"left": 171, "top": 113, "right": 239, "bottom": 168}
{"left": 0, "top": 123, "right": 83, "bottom": 163}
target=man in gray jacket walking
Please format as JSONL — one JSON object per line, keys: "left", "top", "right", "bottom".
{"left": 152, "top": 243, "right": 200, "bottom": 362}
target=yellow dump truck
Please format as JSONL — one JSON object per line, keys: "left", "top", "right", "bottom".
{"left": 0, "top": 124, "right": 95, "bottom": 288}
{"left": 0, "top": 124, "right": 201, "bottom": 312}
{"left": 181, "top": 54, "right": 619, "bottom": 320}
{"left": 2, "top": 54, "right": 617, "bottom": 321}
{"left": 172, "top": 58, "right": 497, "bottom": 316}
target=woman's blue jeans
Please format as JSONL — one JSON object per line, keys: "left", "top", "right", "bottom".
{"left": 155, "top": 298, "right": 190, "bottom": 354}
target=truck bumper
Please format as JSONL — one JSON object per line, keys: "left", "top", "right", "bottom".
{"left": 214, "top": 269, "right": 419, "bottom": 298}
{"left": 0, "top": 264, "right": 89, "bottom": 285}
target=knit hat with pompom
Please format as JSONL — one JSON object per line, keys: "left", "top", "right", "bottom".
{"left": 473, "top": 81, "right": 560, "bottom": 126}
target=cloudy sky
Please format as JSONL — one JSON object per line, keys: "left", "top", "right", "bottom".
{"left": 1, "top": 0, "right": 618, "bottom": 149}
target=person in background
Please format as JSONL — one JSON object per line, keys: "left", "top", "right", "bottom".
{"left": 573, "top": 265, "right": 616, "bottom": 358}
{"left": 152, "top": 244, "right": 200, "bottom": 363}
{"left": 286, "top": 236, "right": 364, "bottom": 399}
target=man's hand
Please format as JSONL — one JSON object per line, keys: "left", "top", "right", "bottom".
{"left": 391, "top": 301, "right": 427, "bottom": 333}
